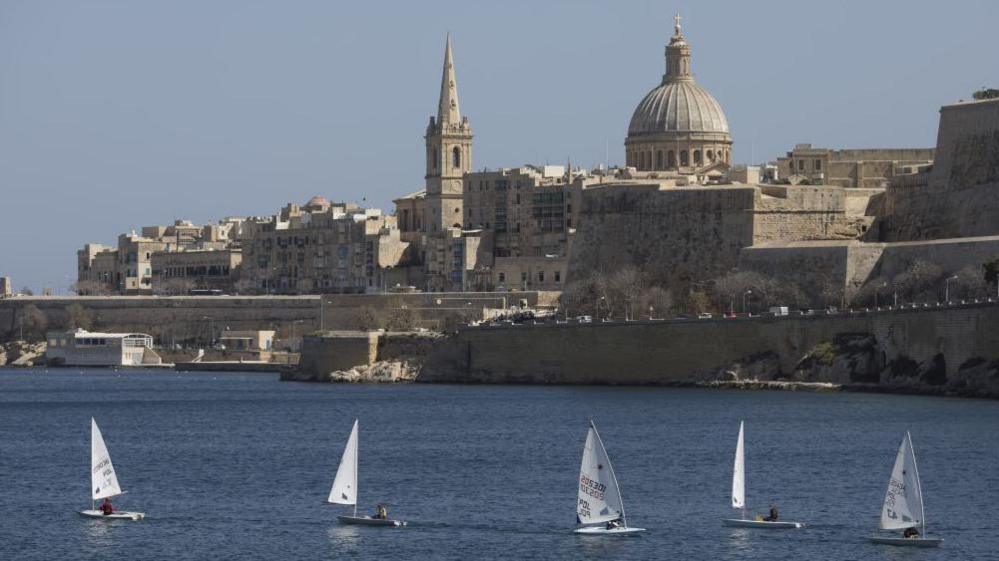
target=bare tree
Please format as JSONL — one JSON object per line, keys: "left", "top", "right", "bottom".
{"left": 639, "top": 286, "right": 673, "bottom": 319}
{"left": 891, "top": 260, "right": 944, "bottom": 303}
{"left": 949, "top": 264, "right": 988, "bottom": 300}
{"left": 65, "top": 304, "right": 93, "bottom": 330}
{"left": 19, "top": 305, "right": 48, "bottom": 341}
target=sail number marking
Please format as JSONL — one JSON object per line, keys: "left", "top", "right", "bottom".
{"left": 580, "top": 474, "right": 606, "bottom": 500}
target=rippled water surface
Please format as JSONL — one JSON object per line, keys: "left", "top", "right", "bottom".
{"left": 1, "top": 368, "right": 996, "bottom": 560}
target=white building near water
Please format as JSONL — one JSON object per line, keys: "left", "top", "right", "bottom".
{"left": 46, "top": 329, "right": 159, "bottom": 366}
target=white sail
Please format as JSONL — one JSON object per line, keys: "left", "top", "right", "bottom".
{"left": 90, "top": 418, "right": 123, "bottom": 500}
{"left": 576, "top": 421, "right": 625, "bottom": 526}
{"left": 328, "top": 420, "right": 359, "bottom": 506}
{"left": 879, "top": 432, "right": 925, "bottom": 531}
{"left": 732, "top": 421, "right": 746, "bottom": 510}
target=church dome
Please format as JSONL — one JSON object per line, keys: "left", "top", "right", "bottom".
{"left": 624, "top": 14, "right": 733, "bottom": 171}
{"left": 628, "top": 80, "right": 729, "bottom": 136}
{"left": 305, "top": 195, "right": 328, "bottom": 208}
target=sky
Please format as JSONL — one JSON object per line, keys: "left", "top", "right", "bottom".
{"left": 1, "top": 0, "right": 997, "bottom": 293}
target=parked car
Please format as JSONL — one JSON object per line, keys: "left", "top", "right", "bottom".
{"left": 697, "top": 312, "right": 713, "bottom": 319}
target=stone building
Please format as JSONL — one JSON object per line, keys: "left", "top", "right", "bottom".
{"left": 241, "top": 201, "right": 410, "bottom": 294}
{"left": 0, "top": 276, "right": 11, "bottom": 297}
{"left": 625, "top": 14, "right": 732, "bottom": 172}
{"left": 776, "top": 144, "right": 934, "bottom": 188}
{"left": 150, "top": 248, "right": 242, "bottom": 294}
{"left": 76, "top": 217, "right": 252, "bottom": 295}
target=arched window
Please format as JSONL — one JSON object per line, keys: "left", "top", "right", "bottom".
{"left": 667, "top": 150, "right": 675, "bottom": 168}
{"left": 656, "top": 150, "right": 663, "bottom": 170}
{"left": 432, "top": 147, "right": 438, "bottom": 170}
{"left": 680, "top": 150, "right": 689, "bottom": 166}
{"left": 706, "top": 150, "right": 714, "bottom": 162}
{"left": 452, "top": 146, "right": 461, "bottom": 168}
{"left": 694, "top": 150, "right": 702, "bottom": 165}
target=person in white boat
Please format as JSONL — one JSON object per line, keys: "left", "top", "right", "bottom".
{"left": 605, "top": 517, "right": 622, "bottom": 530}
{"left": 903, "top": 527, "right": 920, "bottom": 539}
{"left": 763, "top": 503, "right": 779, "bottom": 522}
{"left": 100, "top": 497, "right": 115, "bottom": 516}
{"left": 374, "top": 503, "right": 388, "bottom": 520}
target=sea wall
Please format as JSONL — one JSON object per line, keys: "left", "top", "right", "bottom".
{"left": 0, "top": 296, "right": 320, "bottom": 343}
{"left": 420, "top": 303, "right": 999, "bottom": 397}
{"left": 286, "top": 331, "right": 445, "bottom": 383}
{"left": 0, "top": 291, "right": 556, "bottom": 343}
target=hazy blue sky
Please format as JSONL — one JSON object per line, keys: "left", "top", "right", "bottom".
{"left": 2, "top": 0, "right": 997, "bottom": 292}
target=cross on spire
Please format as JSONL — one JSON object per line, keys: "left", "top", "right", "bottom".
{"left": 673, "top": 12, "right": 682, "bottom": 36}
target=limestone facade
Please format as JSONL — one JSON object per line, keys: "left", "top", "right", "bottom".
{"left": 776, "top": 144, "right": 934, "bottom": 188}
{"left": 424, "top": 34, "right": 472, "bottom": 235}
{"left": 150, "top": 248, "right": 242, "bottom": 295}
{"left": 241, "top": 207, "right": 409, "bottom": 294}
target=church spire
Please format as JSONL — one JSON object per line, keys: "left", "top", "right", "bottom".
{"left": 437, "top": 33, "right": 462, "bottom": 128}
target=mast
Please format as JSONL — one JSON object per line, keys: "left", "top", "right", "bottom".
{"left": 590, "top": 420, "right": 627, "bottom": 527}
{"left": 907, "top": 432, "right": 926, "bottom": 535}
{"left": 354, "top": 421, "right": 359, "bottom": 517}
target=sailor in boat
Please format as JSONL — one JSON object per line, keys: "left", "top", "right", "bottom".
{"left": 763, "top": 503, "right": 779, "bottom": 522}
{"left": 903, "top": 527, "right": 920, "bottom": 539}
{"left": 100, "top": 498, "right": 115, "bottom": 516}
{"left": 374, "top": 503, "right": 388, "bottom": 520}
{"left": 605, "top": 517, "right": 622, "bottom": 530}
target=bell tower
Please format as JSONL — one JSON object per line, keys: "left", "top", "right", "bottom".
{"left": 425, "top": 34, "right": 472, "bottom": 233}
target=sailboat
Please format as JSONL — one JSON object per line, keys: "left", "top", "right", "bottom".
{"left": 327, "top": 419, "right": 405, "bottom": 527}
{"left": 722, "top": 421, "right": 803, "bottom": 529}
{"left": 79, "top": 418, "right": 145, "bottom": 520}
{"left": 573, "top": 420, "right": 645, "bottom": 535}
{"left": 869, "top": 432, "right": 942, "bottom": 547}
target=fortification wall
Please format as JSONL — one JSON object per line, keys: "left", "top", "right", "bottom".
{"left": 567, "top": 185, "right": 756, "bottom": 284}
{"left": 882, "top": 98, "right": 999, "bottom": 240}
{"left": 737, "top": 242, "right": 852, "bottom": 303}
{"left": 0, "top": 291, "right": 557, "bottom": 343}
{"left": 421, "top": 303, "right": 999, "bottom": 396}
{"left": 0, "top": 296, "right": 320, "bottom": 343}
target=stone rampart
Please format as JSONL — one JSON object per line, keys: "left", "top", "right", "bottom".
{"left": 568, "top": 184, "right": 756, "bottom": 284}
{"left": 421, "top": 303, "right": 999, "bottom": 397}
{"left": 0, "top": 296, "right": 320, "bottom": 343}
{"left": 0, "top": 292, "right": 556, "bottom": 343}
{"left": 882, "top": 98, "right": 999, "bottom": 240}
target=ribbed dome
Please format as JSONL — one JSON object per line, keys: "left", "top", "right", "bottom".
{"left": 304, "top": 195, "right": 328, "bottom": 209}
{"left": 628, "top": 80, "right": 729, "bottom": 136}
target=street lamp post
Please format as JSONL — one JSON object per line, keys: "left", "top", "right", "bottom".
{"left": 945, "top": 275, "right": 959, "bottom": 304}
{"left": 742, "top": 290, "right": 752, "bottom": 315}
{"left": 875, "top": 282, "right": 887, "bottom": 309}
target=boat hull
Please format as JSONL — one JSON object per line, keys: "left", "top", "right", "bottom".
{"left": 574, "top": 526, "right": 646, "bottom": 535}
{"left": 79, "top": 509, "right": 145, "bottom": 521}
{"left": 869, "top": 535, "right": 942, "bottom": 547}
{"left": 337, "top": 515, "right": 405, "bottom": 527}
{"left": 722, "top": 518, "right": 803, "bottom": 529}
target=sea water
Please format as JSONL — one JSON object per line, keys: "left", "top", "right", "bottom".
{"left": 1, "top": 368, "right": 996, "bottom": 560}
